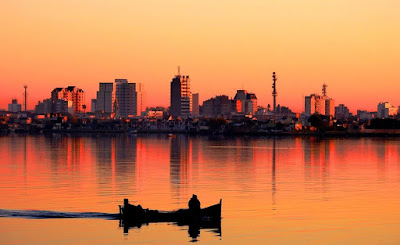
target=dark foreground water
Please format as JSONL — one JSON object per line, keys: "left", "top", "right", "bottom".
{"left": 1, "top": 134, "right": 400, "bottom": 244}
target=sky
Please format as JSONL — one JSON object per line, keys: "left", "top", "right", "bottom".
{"left": 1, "top": 0, "right": 399, "bottom": 113}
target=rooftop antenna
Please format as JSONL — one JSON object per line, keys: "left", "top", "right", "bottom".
{"left": 23, "top": 85, "right": 28, "bottom": 111}
{"left": 272, "top": 72, "right": 277, "bottom": 112}
{"left": 322, "top": 83, "right": 327, "bottom": 97}
{"left": 178, "top": 66, "right": 180, "bottom": 76}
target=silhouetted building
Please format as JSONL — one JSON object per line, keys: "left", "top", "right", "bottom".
{"left": 170, "top": 73, "right": 191, "bottom": 117}
{"left": 202, "top": 95, "right": 237, "bottom": 116}
{"left": 51, "top": 86, "right": 85, "bottom": 114}
{"left": 192, "top": 93, "right": 199, "bottom": 116}
{"left": 335, "top": 104, "right": 351, "bottom": 120}
{"left": 96, "top": 83, "right": 114, "bottom": 113}
{"left": 234, "top": 90, "right": 257, "bottom": 115}
{"left": 35, "top": 98, "right": 71, "bottom": 114}
{"left": 115, "top": 79, "right": 145, "bottom": 118}
{"left": 135, "top": 83, "right": 146, "bottom": 116}
{"left": 91, "top": 99, "right": 97, "bottom": 113}
{"left": 305, "top": 84, "right": 335, "bottom": 116}
{"left": 356, "top": 110, "right": 376, "bottom": 121}
{"left": 377, "top": 102, "right": 396, "bottom": 118}
{"left": 8, "top": 99, "right": 21, "bottom": 112}
{"left": 325, "top": 98, "right": 335, "bottom": 116}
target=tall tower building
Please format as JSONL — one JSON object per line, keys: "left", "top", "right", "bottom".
{"left": 51, "top": 86, "right": 85, "bottom": 114}
{"left": 115, "top": 79, "right": 134, "bottom": 118}
{"left": 96, "top": 83, "right": 114, "bottom": 114}
{"left": 234, "top": 90, "right": 258, "bottom": 115}
{"left": 134, "top": 83, "right": 146, "bottom": 116}
{"left": 170, "top": 69, "right": 191, "bottom": 117}
{"left": 192, "top": 93, "right": 199, "bottom": 116}
{"left": 305, "top": 94, "right": 318, "bottom": 115}
{"left": 115, "top": 79, "right": 144, "bottom": 118}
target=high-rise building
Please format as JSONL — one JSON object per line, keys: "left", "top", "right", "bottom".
{"left": 202, "top": 95, "right": 236, "bottom": 116}
{"left": 234, "top": 90, "right": 258, "bottom": 115}
{"left": 305, "top": 84, "right": 335, "bottom": 116}
{"left": 115, "top": 79, "right": 134, "bottom": 118}
{"left": 51, "top": 86, "right": 85, "bottom": 114}
{"left": 192, "top": 93, "right": 200, "bottom": 116}
{"left": 96, "top": 83, "right": 114, "bottom": 113}
{"left": 134, "top": 83, "right": 145, "bottom": 116}
{"left": 305, "top": 94, "right": 318, "bottom": 115}
{"left": 377, "top": 102, "right": 397, "bottom": 118}
{"left": 8, "top": 99, "right": 22, "bottom": 112}
{"left": 335, "top": 104, "right": 351, "bottom": 120}
{"left": 91, "top": 99, "right": 97, "bottom": 113}
{"left": 115, "top": 79, "right": 145, "bottom": 118}
{"left": 170, "top": 73, "right": 191, "bottom": 117}
{"left": 325, "top": 98, "right": 335, "bottom": 116}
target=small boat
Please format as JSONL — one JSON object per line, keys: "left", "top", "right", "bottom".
{"left": 119, "top": 198, "right": 222, "bottom": 225}
{"left": 167, "top": 133, "right": 176, "bottom": 138}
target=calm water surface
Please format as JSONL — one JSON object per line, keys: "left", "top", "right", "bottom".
{"left": 1, "top": 134, "right": 400, "bottom": 244}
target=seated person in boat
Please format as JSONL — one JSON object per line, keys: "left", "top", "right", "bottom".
{"left": 123, "top": 199, "right": 145, "bottom": 217}
{"left": 188, "top": 194, "right": 201, "bottom": 215}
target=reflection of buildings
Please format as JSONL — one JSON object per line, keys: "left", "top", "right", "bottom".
{"left": 95, "top": 136, "right": 137, "bottom": 195}
{"left": 303, "top": 138, "right": 331, "bottom": 192}
{"left": 170, "top": 136, "right": 191, "bottom": 195}
{"left": 272, "top": 138, "right": 276, "bottom": 208}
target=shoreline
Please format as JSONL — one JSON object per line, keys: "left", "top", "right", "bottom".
{"left": 3, "top": 129, "right": 400, "bottom": 138}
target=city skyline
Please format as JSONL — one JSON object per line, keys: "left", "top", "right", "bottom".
{"left": 1, "top": 1, "right": 399, "bottom": 113}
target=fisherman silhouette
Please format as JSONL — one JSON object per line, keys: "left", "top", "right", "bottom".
{"left": 188, "top": 194, "right": 201, "bottom": 216}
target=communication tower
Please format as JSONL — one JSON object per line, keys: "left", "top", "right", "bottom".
{"left": 23, "top": 85, "right": 28, "bottom": 111}
{"left": 272, "top": 72, "right": 277, "bottom": 112}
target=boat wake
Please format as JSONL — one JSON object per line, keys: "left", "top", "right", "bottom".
{"left": 0, "top": 209, "right": 120, "bottom": 220}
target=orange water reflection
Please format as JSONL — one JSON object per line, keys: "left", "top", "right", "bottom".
{"left": 1, "top": 135, "right": 400, "bottom": 244}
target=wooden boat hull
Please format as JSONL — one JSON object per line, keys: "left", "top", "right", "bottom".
{"left": 119, "top": 199, "right": 222, "bottom": 224}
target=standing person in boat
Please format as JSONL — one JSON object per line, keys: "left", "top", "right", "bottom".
{"left": 188, "top": 194, "right": 201, "bottom": 216}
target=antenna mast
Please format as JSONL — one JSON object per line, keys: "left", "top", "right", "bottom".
{"left": 23, "top": 85, "right": 28, "bottom": 111}
{"left": 272, "top": 72, "right": 277, "bottom": 112}
{"left": 322, "top": 83, "right": 327, "bottom": 97}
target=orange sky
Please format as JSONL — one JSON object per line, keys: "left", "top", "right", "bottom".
{"left": 1, "top": 0, "right": 399, "bottom": 113}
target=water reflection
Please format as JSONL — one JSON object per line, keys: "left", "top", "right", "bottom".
{"left": 2, "top": 135, "right": 400, "bottom": 244}
{"left": 303, "top": 137, "right": 330, "bottom": 193}
{"left": 170, "top": 136, "right": 191, "bottom": 197}
{"left": 119, "top": 219, "right": 221, "bottom": 242}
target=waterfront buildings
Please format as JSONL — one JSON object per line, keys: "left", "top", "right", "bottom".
{"left": 356, "top": 110, "right": 376, "bottom": 121}
{"left": 170, "top": 73, "right": 191, "bottom": 117}
{"left": 8, "top": 99, "right": 21, "bottom": 112}
{"left": 51, "top": 86, "right": 85, "bottom": 114}
{"left": 335, "top": 104, "right": 351, "bottom": 120}
{"left": 202, "top": 95, "right": 237, "bottom": 117}
{"left": 234, "top": 90, "right": 258, "bottom": 115}
{"left": 114, "top": 79, "right": 145, "bottom": 118}
{"left": 35, "top": 98, "right": 72, "bottom": 114}
{"left": 304, "top": 84, "right": 335, "bottom": 116}
{"left": 192, "top": 93, "right": 199, "bottom": 116}
{"left": 91, "top": 99, "right": 97, "bottom": 113}
{"left": 377, "top": 102, "right": 397, "bottom": 118}
{"left": 96, "top": 83, "right": 114, "bottom": 114}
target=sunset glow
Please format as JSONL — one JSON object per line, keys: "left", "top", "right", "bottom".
{"left": 1, "top": 1, "right": 399, "bottom": 113}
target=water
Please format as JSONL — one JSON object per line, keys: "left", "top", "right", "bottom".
{"left": 1, "top": 134, "right": 400, "bottom": 244}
